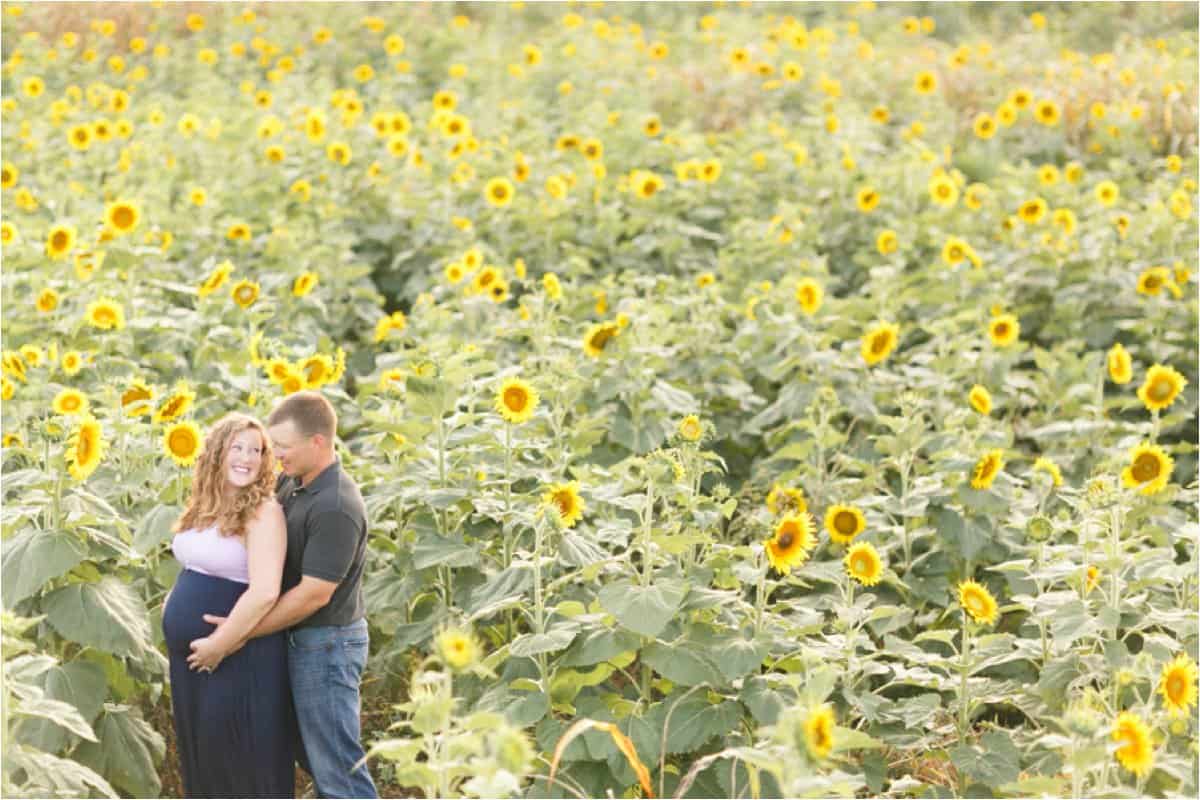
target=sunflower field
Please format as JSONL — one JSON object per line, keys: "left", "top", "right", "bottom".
{"left": 2, "top": 1, "right": 1198, "bottom": 798}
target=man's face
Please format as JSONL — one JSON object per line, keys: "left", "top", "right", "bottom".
{"left": 268, "top": 419, "right": 318, "bottom": 478}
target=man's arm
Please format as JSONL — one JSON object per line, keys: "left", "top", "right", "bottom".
{"left": 206, "top": 509, "right": 357, "bottom": 644}
{"left": 203, "top": 575, "right": 336, "bottom": 644}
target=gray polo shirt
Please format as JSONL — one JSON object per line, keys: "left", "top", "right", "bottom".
{"left": 276, "top": 459, "right": 368, "bottom": 629}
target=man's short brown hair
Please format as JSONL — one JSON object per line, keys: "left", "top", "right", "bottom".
{"left": 267, "top": 390, "right": 337, "bottom": 441}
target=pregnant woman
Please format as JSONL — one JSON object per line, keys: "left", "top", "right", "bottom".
{"left": 161, "top": 412, "right": 294, "bottom": 798}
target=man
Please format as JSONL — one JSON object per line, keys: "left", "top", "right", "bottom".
{"left": 201, "top": 391, "right": 377, "bottom": 798}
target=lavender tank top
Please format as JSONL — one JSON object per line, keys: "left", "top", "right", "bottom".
{"left": 172, "top": 524, "right": 250, "bottom": 584}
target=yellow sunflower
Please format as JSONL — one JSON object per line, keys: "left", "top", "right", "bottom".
{"left": 153, "top": 386, "right": 196, "bottom": 424}
{"left": 632, "top": 170, "right": 664, "bottom": 199}
{"left": 197, "top": 260, "right": 234, "bottom": 298}
{"left": 227, "top": 221, "right": 252, "bottom": 241}
{"left": 928, "top": 173, "right": 958, "bottom": 207}
{"left": 970, "top": 449, "right": 1005, "bottom": 490}
{"left": 470, "top": 265, "right": 501, "bottom": 295}
{"left": 230, "top": 280, "right": 260, "bottom": 309}
{"left": 913, "top": 70, "right": 937, "bottom": 94}
{"left": 677, "top": 414, "right": 703, "bottom": 442}
{"left": 36, "top": 288, "right": 59, "bottom": 314}
{"left": 1034, "top": 99, "right": 1061, "bottom": 126}
{"left": 968, "top": 385, "right": 992, "bottom": 415}
{"left": 825, "top": 504, "right": 866, "bottom": 545}
{"left": 46, "top": 223, "right": 77, "bottom": 259}
{"left": 803, "top": 704, "right": 836, "bottom": 760}
{"left": 163, "top": 420, "right": 202, "bottom": 467}
{"left": 542, "top": 272, "right": 563, "bottom": 301}
{"left": 1159, "top": 654, "right": 1198, "bottom": 716}
{"left": 494, "top": 377, "right": 539, "bottom": 424}
{"left": 61, "top": 350, "right": 84, "bottom": 376}
{"left": 105, "top": 199, "right": 141, "bottom": 235}
{"left": 764, "top": 513, "right": 816, "bottom": 575}
{"left": 766, "top": 485, "right": 807, "bottom": 515}
{"left": 52, "top": 388, "right": 89, "bottom": 416}
{"left": 1121, "top": 442, "right": 1173, "bottom": 495}
{"left": 85, "top": 298, "right": 125, "bottom": 331}
{"left": 795, "top": 278, "right": 823, "bottom": 315}
{"left": 300, "top": 354, "right": 335, "bottom": 389}
{"left": 487, "top": 280, "right": 510, "bottom": 304}
{"left": 1107, "top": 342, "right": 1133, "bottom": 384}
{"left": 876, "top": 229, "right": 899, "bottom": 255}
{"left": 855, "top": 186, "right": 880, "bottom": 213}
{"left": 292, "top": 272, "right": 319, "bottom": 297}
{"left": 582, "top": 321, "right": 620, "bottom": 358}
{"left": 1032, "top": 457, "right": 1064, "bottom": 487}
{"left": 861, "top": 322, "right": 899, "bottom": 366}
{"left": 988, "top": 314, "right": 1020, "bottom": 347}
{"left": 973, "top": 112, "right": 996, "bottom": 139}
{"left": 1018, "top": 197, "right": 1047, "bottom": 225}
{"left": 484, "top": 177, "right": 515, "bottom": 207}
{"left": 544, "top": 481, "right": 585, "bottom": 527}
{"left": 1094, "top": 180, "right": 1120, "bottom": 207}
{"left": 66, "top": 414, "right": 106, "bottom": 481}
{"left": 435, "top": 625, "right": 480, "bottom": 672}
{"left": 1136, "top": 364, "right": 1186, "bottom": 413}
{"left": 121, "top": 379, "right": 155, "bottom": 416}
{"left": 1136, "top": 267, "right": 1176, "bottom": 297}
{"left": 1085, "top": 564, "right": 1100, "bottom": 595}
{"left": 844, "top": 541, "right": 883, "bottom": 586}
{"left": 957, "top": 579, "right": 999, "bottom": 625}
{"left": 1111, "top": 712, "right": 1154, "bottom": 777}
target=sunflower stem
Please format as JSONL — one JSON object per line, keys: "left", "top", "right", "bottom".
{"left": 503, "top": 421, "right": 514, "bottom": 641}
{"left": 1036, "top": 540, "right": 1050, "bottom": 664}
{"left": 753, "top": 547, "right": 767, "bottom": 638}
{"left": 641, "top": 477, "right": 654, "bottom": 588}
{"left": 958, "top": 614, "right": 971, "bottom": 748}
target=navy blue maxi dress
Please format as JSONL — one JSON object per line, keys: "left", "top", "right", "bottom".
{"left": 162, "top": 568, "right": 295, "bottom": 798}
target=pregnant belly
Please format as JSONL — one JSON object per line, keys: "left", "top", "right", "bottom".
{"left": 162, "top": 569, "right": 247, "bottom": 654}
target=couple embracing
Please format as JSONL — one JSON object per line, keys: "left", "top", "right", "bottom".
{"left": 160, "top": 391, "right": 377, "bottom": 798}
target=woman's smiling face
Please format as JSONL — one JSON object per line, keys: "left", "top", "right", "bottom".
{"left": 224, "top": 428, "right": 265, "bottom": 489}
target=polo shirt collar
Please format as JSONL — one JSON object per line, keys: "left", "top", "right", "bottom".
{"left": 295, "top": 458, "right": 340, "bottom": 495}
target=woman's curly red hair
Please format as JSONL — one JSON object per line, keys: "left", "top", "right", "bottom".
{"left": 173, "top": 413, "right": 276, "bottom": 537}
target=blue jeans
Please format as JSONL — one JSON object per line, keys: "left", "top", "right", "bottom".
{"left": 288, "top": 619, "right": 378, "bottom": 799}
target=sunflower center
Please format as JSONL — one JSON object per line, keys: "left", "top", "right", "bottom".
{"left": 1168, "top": 675, "right": 1185, "bottom": 702}
{"left": 1145, "top": 275, "right": 1162, "bottom": 290}
{"left": 76, "top": 431, "right": 94, "bottom": 462}
{"left": 112, "top": 206, "right": 134, "bottom": 229}
{"left": 1149, "top": 378, "right": 1172, "bottom": 400}
{"left": 503, "top": 387, "right": 528, "bottom": 412}
{"left": 835, "top": 511, "right": 858, "bottom": 535}
{"left": 814, "top": 720, "right": 831, "bottom": 748}
{"left": 852, "top": 555, "right": 870, "bottom": 574}
{"left": 994, "top": 323, "right": 1010, "bottom": 337}
{"left": 51, "top": 231, "right": 69, "bottom": 250}
{"left": 169, "top": 430, "right": 195, "bottom": 454}
{"left": 967, "top": 594, "right": 985, "bottom": 613}
{"left": 554, "top": 491, "right": 572, "bottom": 515}
{"left": 870, "top": 334, "right": 889, "bottom": 355}
{"left": 62, "top": 396, "right": 80, "bottom": 411}
{"left": 590, "top": 328, "right": 615, "bottom": 351}
{"left": 95, "top": 308, "right": 115, "bottom": 325}
{"left": 1131, "top": 453, "right": 1161, "bottom": 482}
